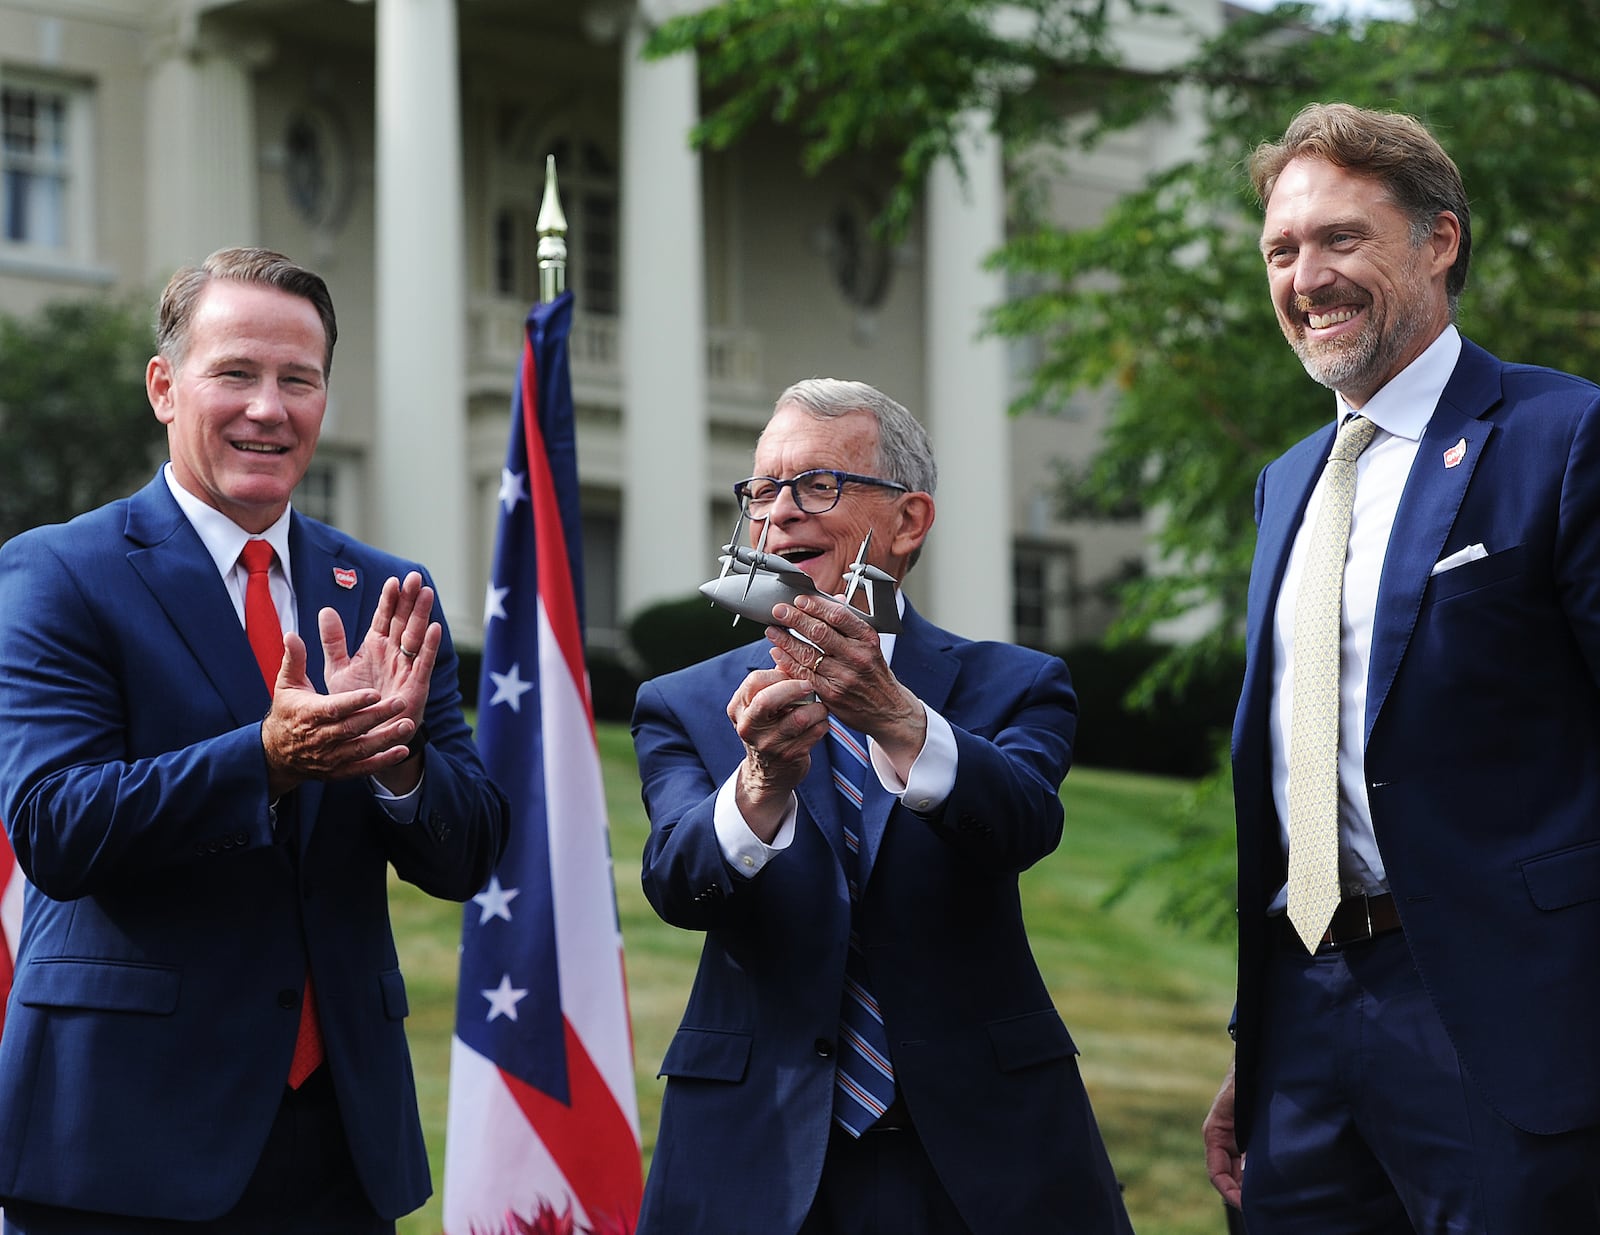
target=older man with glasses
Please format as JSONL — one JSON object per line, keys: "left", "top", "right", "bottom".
{"left": 631, "top": 378, "right": 1132, "bottom": 1235}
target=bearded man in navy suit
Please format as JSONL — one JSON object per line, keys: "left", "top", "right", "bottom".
{"left": 632, "top": 378, "right": 1132, "bottom": 1235}
{"left": 1204, "top": 103, "right": 1600, "bottom": 1232}
{"left": 0, "top": 247, "right": 508, "bottom": 1233}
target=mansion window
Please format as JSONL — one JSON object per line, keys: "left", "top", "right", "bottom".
{"left": 1013, "top": 541, "right": 1080, "bottom": 652}
{"left": 2, "top": 76, "right": 88, "bottom": 259}
{"left": 294, "top": 460, "right": 338, "bottom": 526}
{"left": 580, "top": 510, "right": 622, "bottom": 653}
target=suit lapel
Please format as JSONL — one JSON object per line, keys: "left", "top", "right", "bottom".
{"left": 287, "top": 514, "right": 369, "bottom": 853}
{"left": 123, "top": 476, "right": 270, "bottom": 729}
{"left": 800, "top": 747, "right": 851, "bottom": 882}
{"left": 857, "top": 603, "right": 958, "bottom": 884}
{"left": 289, "top": 515, "right": 363, "bottom": 698}
{"left": 1253, "top": 426, "right": 1335, "bottom": 660}
{"left": 1365, "top": 345, "right": 1501, "bottom": 741}
{"left": 1236, "top": 428, "right": 1334, "bottom": 762}
{"left": 796, "top": 721, "right": 849, "bottom": 876}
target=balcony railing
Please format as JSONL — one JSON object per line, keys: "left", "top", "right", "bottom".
{"left": 467, "top": 297, "right": 763, "bottom": 402}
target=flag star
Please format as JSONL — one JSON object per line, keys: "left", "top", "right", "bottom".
{"left": 488, "top": 663, "right": 535, "bottom": 712}
{"left": 484, "top": 581, "right": 510, "bottom": 624}
{"left": 472, "top": 874, "right": 520, "bottom": 925}
{"left": 482, "top": 973, "right": 529, "bottom": 1023}
{"left": 499, "top": 467, "right": 528, "bottom": 512}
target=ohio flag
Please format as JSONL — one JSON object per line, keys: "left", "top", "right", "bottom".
{"left": 0, "top": 833, "right": 19, "bottom": 1040}
{"left": 443, "top": 290, "right": 642, "bottom": 1235}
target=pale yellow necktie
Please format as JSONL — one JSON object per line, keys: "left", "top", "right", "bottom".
{"left": 1286, "top": 414, "right": 1379, "bottom": 953}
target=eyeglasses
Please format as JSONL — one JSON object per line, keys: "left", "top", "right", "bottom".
{"left": 732, "top": 469, "right": 909, "bottom": 518}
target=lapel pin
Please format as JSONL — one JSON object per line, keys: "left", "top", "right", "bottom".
{"left": 333, "top": 567, "right": 357, "bottom": 589}
{"left": 1443, "top": 438, "right": 1467, "bottom": 469}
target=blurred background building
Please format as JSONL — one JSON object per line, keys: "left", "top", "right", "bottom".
{"left": 0, "top": 0, "right": 1223, "bottom": 658}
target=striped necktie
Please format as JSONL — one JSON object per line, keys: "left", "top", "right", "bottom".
{"left": 827, "top": 716, "right": 896, "bottom": 1136}
{"left": 1285, "top": 415, "right": 1379, "bottom": 952}
{"left": 239, "top": 539, "right": 325, "bottom": 1087}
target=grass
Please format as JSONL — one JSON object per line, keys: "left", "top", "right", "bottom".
{"left": 393, "top": 722, "right": 1239, "bottom": 1235}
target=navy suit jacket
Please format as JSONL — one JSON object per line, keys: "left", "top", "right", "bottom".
{"left": 0, "top": 473, "right": 509, "bottom": 1221}
{"left": 632, "top": 602, "right": 1132, "bottom": 1235}
{"left": 1232, "top": 338, "right": 1600, "bottom": 1145}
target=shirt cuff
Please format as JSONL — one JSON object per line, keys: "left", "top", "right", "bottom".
{"left": 714, "top": 770, "right": 796, "bottom": 877}
{"left": 869, "top": 701, "right": 956, "bottom": 814}
{"left": 370, "top": 771, "right": 424, "bottom": 823}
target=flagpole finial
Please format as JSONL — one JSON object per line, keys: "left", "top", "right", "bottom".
{"left": 537, "top": 155, "right": 568, "bottom": 304}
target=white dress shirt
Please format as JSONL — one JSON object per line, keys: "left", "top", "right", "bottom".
{"left": 164, "top": 464, "right": 297, "bottom": 632}
{"left": 1267, "top": 326, "right": 1462, "bottom": 908}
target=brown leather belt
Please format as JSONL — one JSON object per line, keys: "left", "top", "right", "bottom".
{"left": 1319, "top": 891, "right": 1401, "bottom": 949}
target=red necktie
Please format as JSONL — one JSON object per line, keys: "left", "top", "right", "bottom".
{"left": 239, "top": 539, "right": 324, "bottom": 1087}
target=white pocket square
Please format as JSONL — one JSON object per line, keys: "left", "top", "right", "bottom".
{"left": 1430, "top": 543, "right": 1488, "bottom": 576}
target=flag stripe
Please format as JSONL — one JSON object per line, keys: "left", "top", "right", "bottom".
{"left": 520, "top": 344, "right": 587, "bottom": 703}
{"left": 0, "top": 832, "right": 17, "bottom": 1041}
{"left": 443, "top": 1041, "right": 569, "bottom": 1230}
{"left": 537, "top": 600, "right": 637, "bottom": 1103}
{"left": 504, "top": 1017, "right": 644, "bottom": 1227}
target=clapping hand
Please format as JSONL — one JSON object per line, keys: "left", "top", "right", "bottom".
{"left": 261, "top": 572, "right": 439, "bottom": 796}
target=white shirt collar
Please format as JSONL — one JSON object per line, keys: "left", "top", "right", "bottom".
{"left": 161, "top": 462, "right": 294, "bottom": 579}
{"left": 878, "top": 587, "right": 907, "bottom": 664}
{"left": 1335, "top": 323, "right": 1461, "bottom": 443}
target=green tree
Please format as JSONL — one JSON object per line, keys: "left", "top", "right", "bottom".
{"left": 0, "top": 298, "right": 164, "bottom": 543}
{"left": 648, "top": 0, "right": 1600, "bottom": 931}
{"left": 654, "top": 0, "right": 1600, "bottom": 653}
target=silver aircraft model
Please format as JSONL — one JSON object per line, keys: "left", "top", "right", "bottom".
{"left": 699, "top": 511, "right": 902, "bottom": 635}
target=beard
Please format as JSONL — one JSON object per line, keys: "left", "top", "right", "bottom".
{"left": 1291, "top": 307, "right": 1428, "bottom": 399}
{"left": 1287, "top": 251, "right": 1435, "bottom": 401}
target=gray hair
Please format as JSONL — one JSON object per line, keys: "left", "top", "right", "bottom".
{"left": 769, "top": 378, "right": 938, "bottom": 496}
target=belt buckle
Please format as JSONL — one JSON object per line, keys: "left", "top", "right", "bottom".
{"left": 1324, "top": 891, "right": 1374, "bottom": 951}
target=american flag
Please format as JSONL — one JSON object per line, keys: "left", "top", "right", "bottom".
{"left": 442, "top": 290, "right": 642, "bottom": 1235}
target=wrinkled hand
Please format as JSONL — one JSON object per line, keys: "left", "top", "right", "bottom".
{"left": 1203, "top": 1058, "right": 1244, "bottom": 1209}
{"left": 768, "top": 592, "right": 925, "bottom": 777}
{"left": 261, "top": 572, "right": 439, "bottom": 798}
{"left": 728, "top": 666, "right": 828, "bottom": 842}
{"left": 323, "top": 571, "right": 439, "bottom": 704}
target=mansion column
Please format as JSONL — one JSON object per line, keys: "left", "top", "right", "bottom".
{"left": 619, "top": 2, "right": 709, "bottom": 618}
{"left": 923, "top": 111, "right": 1012, "bottom": 643}
{"left": 373, "top": 0, "right": 470, "bottom": 626}
{"left": 144, "top": 24, "right": 265, "bottom": 280}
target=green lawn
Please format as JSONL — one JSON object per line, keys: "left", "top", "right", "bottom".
{"left": 394, "top": 722, "right": 1239, "bottom": 1235}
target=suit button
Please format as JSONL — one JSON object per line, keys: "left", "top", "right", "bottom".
{"left": 814, "top": 1038, "right": 835, "bottom": 1058}
{"left": 277, "top": 989, "right": 298, "bottom": 1010}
